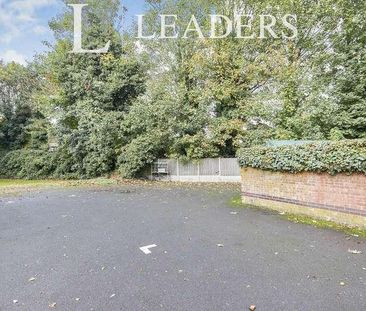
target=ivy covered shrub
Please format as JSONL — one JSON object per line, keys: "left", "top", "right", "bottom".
{"left": 117, "top": 133, "right": 167, "bottom": 178}
{"left": 237, "top": 140, "right": 366, "bottom": 175}
{"left": 0, "top": 150, "right": 55, "bottom": 179}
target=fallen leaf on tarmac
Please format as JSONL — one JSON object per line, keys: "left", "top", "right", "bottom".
{"left": 28, "top": 277, "right": 36, "bottom": 282}
{"left": 348, "top": 249, "right": 363, "bottom": 254}
{"left": 49, "top": 302, "right": 57, "bottom": 308}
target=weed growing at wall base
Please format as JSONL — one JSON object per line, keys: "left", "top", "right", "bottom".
{"left": 229, "top": 195, "right": 366, "bottom": 238}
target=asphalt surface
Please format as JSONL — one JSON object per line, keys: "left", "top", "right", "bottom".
{"left": 0, "top": 183, "right": 365, "bottom": 311}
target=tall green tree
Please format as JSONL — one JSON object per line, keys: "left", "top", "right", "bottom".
{"left": 330, "top": 0, "right": 366, "bottom": 139}
{"left": 0, "top": 62, "right": 39, "bottom": 149}
{"left": 35, "top": 0, "right": 146, "bottom": 178}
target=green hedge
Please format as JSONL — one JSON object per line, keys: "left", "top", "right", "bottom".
{"left": 0, "top": 149, "right": 55, "bottom": 179}
{"left": 237, "top": 140, "right": 366, "bottom": 175}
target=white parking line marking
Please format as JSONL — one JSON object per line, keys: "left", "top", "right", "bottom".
{"left": 140, "top": 244, "right": 157, "bottom": 255}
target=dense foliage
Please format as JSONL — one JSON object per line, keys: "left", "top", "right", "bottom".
{"left": 238, "top": 140, "right": 366, "bottom": 175}
{"left": 0, "top": 150, "right": 54, "bottom": 179}
{"left": 0, "top": 62, "right": 40, "bottom": 149}
{"left": 0, "top": 0, "right": 366, "bottom": 179}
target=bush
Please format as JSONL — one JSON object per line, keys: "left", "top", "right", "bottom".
{"left": 0, "top": 149, "right": 55, "bottom": 179}
{"left": 118, "top": 133, "right": 167, "bottom": 178}
{"left": 237, "top": 140, "right": 366, "bottom": 175}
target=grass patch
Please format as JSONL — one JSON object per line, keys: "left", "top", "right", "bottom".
{"left": 229, "top": 194, "right": 366, "bottom": 238}
{"left": 0, "top": 179, "right": 67, "bottom": 196}
{"left": 285, "top": 214, "right": 366, "bottom": 238}
{"left": 0, "top": 179, "right": 64, "bottom": 187}
{"left": 230, "top": 194, "right": 246, "bottom": 208}
{"left": 0, "top": 177, "right": 121, "bottom": 189}
{"left": 0, "top": 177, "right": 147, "bottom": 196}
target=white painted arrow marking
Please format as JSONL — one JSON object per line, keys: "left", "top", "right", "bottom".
{"left": 139, "top": 244, "right": 157, "bottom": 255}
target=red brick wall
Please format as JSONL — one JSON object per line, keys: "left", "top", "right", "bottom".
{"left": 241, "top": 168, "right": 366, "bottom": 217}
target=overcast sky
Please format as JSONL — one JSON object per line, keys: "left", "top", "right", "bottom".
{"left": 0, "top": 0, "right": 146, "bottom": 66}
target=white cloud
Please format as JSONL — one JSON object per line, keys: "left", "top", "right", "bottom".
{"left": 9, "top": 0, "right": 57, "bottom": 10}
{"left": 0, "top": 8, "right": 20, "bottom": 43}
{"left": 33, "top": 25, "right": 49, "bottom": 34}
{"left": 0, "top": 0, "right": 57, "bottom": 43}
{"left": 9, "top": 0, "right": 57, "bottom": 15}
{"left": 0, "top": 50, "right": 27, "bottom": 66}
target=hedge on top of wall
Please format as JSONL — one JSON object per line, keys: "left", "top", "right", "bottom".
{"left": 237, "top": 140, "right": 366, "bottom": 175}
